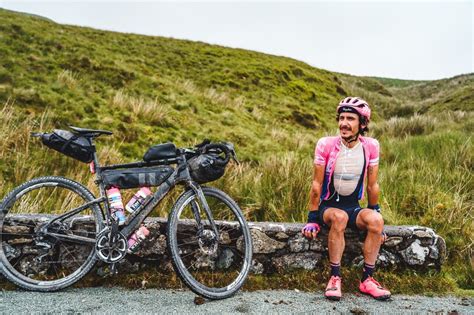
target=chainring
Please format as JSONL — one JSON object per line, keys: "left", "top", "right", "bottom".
{"left": 95, "top": 227, "right": 127, "bottom": 263}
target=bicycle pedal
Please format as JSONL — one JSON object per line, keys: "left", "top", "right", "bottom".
{"left": 110, "top": 263, "right": 118, "bottom": 275}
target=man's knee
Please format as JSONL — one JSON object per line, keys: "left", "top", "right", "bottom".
{"left": 366, "top": 212, "right": 384, "bottom": 233}
{"left": 328, "top": 210, "right": 349, "bottom": 231}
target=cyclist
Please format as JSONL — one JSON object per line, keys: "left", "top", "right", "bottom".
{"left": 302, "top": 97, "right": 391, "bottom": 301}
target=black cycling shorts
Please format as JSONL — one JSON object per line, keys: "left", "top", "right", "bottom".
{"left": 318, "top": 203, "right": 365, "bottom": 229}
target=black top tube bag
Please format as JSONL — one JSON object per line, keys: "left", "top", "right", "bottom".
{"left": 102, "top": 166, "right": 174, "bottom": 189}
{"left": 143, "top": 142, "right": 178, "bottom": 162}
{"left": 40, "top": 129, "right": 94, "bottom": 163}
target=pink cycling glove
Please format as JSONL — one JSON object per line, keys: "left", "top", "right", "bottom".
{"left": 301, "top": 222, "right": 320, "bottom": 239}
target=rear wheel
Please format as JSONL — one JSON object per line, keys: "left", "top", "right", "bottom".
{"left": 0, "top": 176, "right": 102, "bottom": 291}
{"left": 167, "top": 187, "right": 252, "bottom": 299}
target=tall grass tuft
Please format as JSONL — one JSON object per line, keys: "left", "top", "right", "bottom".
{"left": 112, "top": 90, "right": 169, "bottom": 125}
{"left": 371, "top": 114, "right": 436, "bottom": 138}
{"left": 57, "top": 69, "right": 78, "bottom": 89}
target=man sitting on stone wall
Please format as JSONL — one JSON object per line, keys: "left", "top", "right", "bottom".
{"left": 302, "top": 97, "right": 391, "bottom": 301}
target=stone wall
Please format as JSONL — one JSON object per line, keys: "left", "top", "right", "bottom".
{"left": 128, "top": 219, "right": 446, "bottom": 274}
{"left": 2, "top": 216, "right": 446, "bottom": 276}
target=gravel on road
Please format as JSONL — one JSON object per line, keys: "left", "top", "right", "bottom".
{"left": 1, "top": 287, "right": 472, "bottom": 314}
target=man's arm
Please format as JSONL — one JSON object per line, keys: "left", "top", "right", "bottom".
{"left": 366, "top": 165, "right": 380, "bottom": 207}
{"left": 308, "top": 164, "right": 325, "bottom": 211}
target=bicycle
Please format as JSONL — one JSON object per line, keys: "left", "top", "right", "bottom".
{"left": 0, "top": 126, "right": 253, "bottom": 299}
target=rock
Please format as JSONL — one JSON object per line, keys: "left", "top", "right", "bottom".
{"left": 238, "top": 229, "right": 286, "bottom": 254}
{"left": 59, "top": 245, "right": 90, "bottom": 269}
{"left": 96, "top": 266, "right": 108, "bottom": 277}
{"left": 216, "top": 249, "right": 234, "bottom": 269}
{"left": 308, "top": 239, "right": 325, "bottom": 251}
{"left": 288, "top": 235, "right": 309, "bottom": 252}
{"left": 3, "top": 225, "right": 31, "bottom": 234}
{"left": 274, "top": 232, "right": 289, "bottom": 240}
{"left": 219, "top": 231, "right": 232, "bottom": 244}
{"left": 194, "top": 296, "right": 205, "bottom": 305}
{"left": 117, "top": 260, "right": 140, "bottom": 273}
{"left": 429, "top": 245, "right": 439, "bottom": 259}
{"left": 401, "top": 239, "right": 429, "bottom": 265}
{"left": 436, "top": 237, "right": 447, "bottom": 264}
{"left": 377, "top": 249, "right": 400, "bottom": 267}
{"left": 413, "top": 229, "right": 434, "bottom": 239}
{"left": 350, "top": 307, "right": 368, "bottom": 315}
{"left": 136, "top": 234, "right": 167, "bottom": 256}
{"left": 194, "top": 251, "right": 218, "bottom": 270}
{"left": 384, "top": 236, "right": 403, "bottom": 247}
{"left": 250, "top": 259, "right": 265, "bottom": 274}
{"left": 8, "top": 237, "right": 33, "bottom": 245}
{"left": 3, "top": 243, "right": 21, "bottom": 259}
{"left": 22, "top": 246, "right": 42, "bottom": 255}
{"left": 158, "top": 260, "right": 175, "bottom": 273}
{"left": 288, "top": 234, "right": 324, "bottom": 252}
{"left": 351, "top": 255, "right": 364, "bottom": 267}
{"left": 272, "top": 252, "right": 321, "bottom": 271}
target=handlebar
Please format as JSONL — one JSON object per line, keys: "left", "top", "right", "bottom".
{"left": 180, "top": 141, "right": 239, "bottom": 166}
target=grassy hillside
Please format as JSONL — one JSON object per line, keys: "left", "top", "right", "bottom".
{"left": 0, "top": 8, "right": 472, "bottom": 292}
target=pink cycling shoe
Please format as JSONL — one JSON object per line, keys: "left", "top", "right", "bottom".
{"left": 359, "top": 276, "right": 391, "bottom": 300}
{"left": 324, "top": 276, "right": 342, "bottom": 301}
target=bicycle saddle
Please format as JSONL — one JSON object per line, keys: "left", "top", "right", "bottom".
{"left": 69, "top": 126, "right": 113, "bottom": 136}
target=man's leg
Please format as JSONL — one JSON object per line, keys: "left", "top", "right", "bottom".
{"left": 322, "top": 207, "right": 349, "bottom": 300}
{"left": 355, "top": 209, "right": 391, "bottom": 300}
{"left": 355, "top": 209, "right": 383, "bottom": 266}
{"left": 323, "top": 208, "right": 349, "bottom": 263}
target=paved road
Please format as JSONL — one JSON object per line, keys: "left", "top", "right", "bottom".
{"left": 1, "top": 287, "right": 472, "bottom": 314}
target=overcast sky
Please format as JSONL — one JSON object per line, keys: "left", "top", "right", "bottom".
{"left": 1, "top": 1, "right": 472, "bottom": 80}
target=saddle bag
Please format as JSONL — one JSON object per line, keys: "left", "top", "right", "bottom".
{"left": 40, "top": 129, "right": 94, "bottom": 163}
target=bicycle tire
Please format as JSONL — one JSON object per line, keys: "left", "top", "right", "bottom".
{"left": 167, "top": 186, "right": 252, "bottom": 299}
{"left": 0, "top": 176, "right": 102, "bottom": 291}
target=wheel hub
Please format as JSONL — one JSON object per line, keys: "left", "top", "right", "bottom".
{"left": 197, "top": 229, "right": 218, "bottom": 255}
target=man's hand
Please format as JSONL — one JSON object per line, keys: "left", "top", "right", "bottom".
{"left": 301, "top": 223, "right": 320, "bottom": 239}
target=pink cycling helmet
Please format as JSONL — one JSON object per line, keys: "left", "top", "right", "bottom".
{"left": 337, "top": 97, "right": 371, "bottom": 122}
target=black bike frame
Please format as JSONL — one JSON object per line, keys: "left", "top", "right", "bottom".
{"left": 45, "top": 138, "right": 219, "bottom": 244}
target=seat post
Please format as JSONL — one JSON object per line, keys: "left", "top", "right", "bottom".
{"left": 88, "top": 137, "right": 101, "bottom": 169}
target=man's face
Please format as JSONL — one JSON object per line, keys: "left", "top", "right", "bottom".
{"left": 338, "top": 112, "right": 360, "bottom": 138}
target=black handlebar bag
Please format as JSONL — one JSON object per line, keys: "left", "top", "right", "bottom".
{"left": 40, "top": 129, "right": 94, "bottom": 163}
{"left": 102, "top": 166, "right": 174, "bottom": 189}
{"left": 188, "top": 153, "right": 228, "bottom": 184}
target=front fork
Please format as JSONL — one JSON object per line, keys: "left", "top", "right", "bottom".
{"left": 188, "top": 183, "right": 220, "bottom": 240}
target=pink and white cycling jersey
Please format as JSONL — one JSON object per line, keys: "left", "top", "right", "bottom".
{"left": 314, "top": 136, "right": 380, "bottom": 201}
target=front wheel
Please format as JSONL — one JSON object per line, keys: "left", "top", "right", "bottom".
{"left": 167, "top": 186, "right": 253, "bottom": 299}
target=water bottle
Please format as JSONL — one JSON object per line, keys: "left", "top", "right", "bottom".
{"left": 106, "top": 187, "right": 126, "bottom": 225}
{"left": 127, "top": 226, "right": 150, "bottom": 253}
{"left": 125, "top": 187, "right": 152, "bottom": 213}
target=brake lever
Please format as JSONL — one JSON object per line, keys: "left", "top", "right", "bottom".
{"left": 229, "top": 150, "right": 239, "bottom": 164}
{"left": 221, "top": 142, "right": 240, "bottom": 165}
{"left": 30, "top": 132, "right": 43, "bottom": 138}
